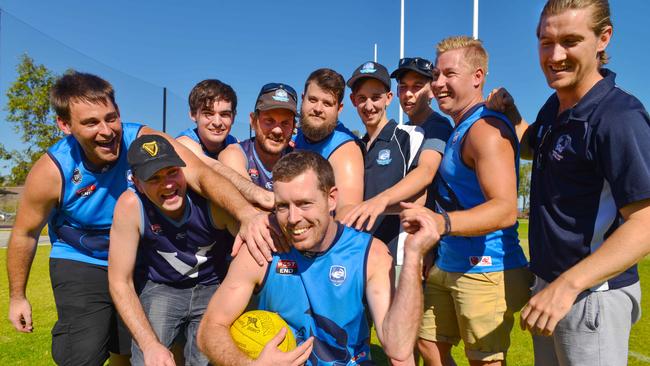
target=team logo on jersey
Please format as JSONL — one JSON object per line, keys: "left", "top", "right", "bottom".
{"left": 272, "top": 88, "right": 289, "bottom": 102}
{"left": 360, "top": 62, "right": 377, "bottom": 74}
{"left": 469, "top": 255, "right": 492, "bottom": 266}
{"left": 452, "top": 131, "right": 461, "bottom": 144}
{"left": 264, "top": 181, "right": 273, "bottom": 191}
{"left": 551, "top": 134, "right": 572, "bottom": 161}
{"left": 175, "top": 232, "right": 186, "bottom": 240}
{"left": 276, "top": 259, "right": 298, "bottom": 274}
{"left": 329, "top": 265, "right": 346, "bottom": 286}
{"left": 142, "top": 141, "right": 158, "bottom": 157}
{"left": 351, "top": 351, "right": 368, "bottom": 363}
{"left": 249, "top": 168, "right": 259, "bottom": 180}
{"left": 75, "top": 184, "right": 96, "bottom": 197}
{"left": 151, "top": 224, "right": 163, "bottom": 234}
{"left": 72, "top": 168, "right": 82, "bottom": 184}
{"left": 377, "top": 149, "right": 392, "bottom": 165}
{"left": 157, "top": 242, "right": 215, "bottom": 278}
{"left": 126, "top": 169, "right": 134, "bottom": 184}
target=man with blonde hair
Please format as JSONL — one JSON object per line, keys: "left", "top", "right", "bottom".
{"left": 401, "top": 36, "right": 530, "bottom": 366}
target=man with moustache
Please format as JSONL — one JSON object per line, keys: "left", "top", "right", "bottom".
{"left": 294, "top": 68, "right": 364, "bottom": 219}
{"left": 488, "top": 1, "right": 650, "bottom": 364}
{"left": 400, "top": 36, "right": 530, "bottom": 366}
{"left": 6, "top": 72, "right": 275, "bottom": 366}
{"left": 219, "top": 82, "right": 296, "bottom": 192}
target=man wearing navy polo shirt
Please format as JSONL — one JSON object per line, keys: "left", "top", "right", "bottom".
{"left": 508, "top": 1, "right": 650, "bottom": 364}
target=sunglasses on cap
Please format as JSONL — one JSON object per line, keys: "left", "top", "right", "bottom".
{"left": 398, "top": 57, "right": 433, "bottom": 71}
{"left": 258, "top": 83, "right": 298, "bottom": 102}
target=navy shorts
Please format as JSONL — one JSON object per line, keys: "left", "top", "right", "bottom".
{"left": 49, "top": 258, "right": 131, "bottom": 365}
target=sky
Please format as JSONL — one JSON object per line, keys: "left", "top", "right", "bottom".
{"left": 0, "top": 0, "right": 648, "bottom": 176}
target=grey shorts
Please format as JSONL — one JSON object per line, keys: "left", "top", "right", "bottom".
{"left": 531, "top": 276, "right": 641, "bottom": 366}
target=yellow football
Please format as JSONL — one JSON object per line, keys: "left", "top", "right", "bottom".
{"left": 230, "top": 310, "right": 297, "bottom": 359}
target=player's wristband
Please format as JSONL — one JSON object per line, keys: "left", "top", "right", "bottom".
{"left": 440, "top": 208, "right": 451, "bottom": 237}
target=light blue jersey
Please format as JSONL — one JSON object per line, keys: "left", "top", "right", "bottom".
{"left": 176, "top": 127, "right": 237, "bottom": 159}
{"left": 294, "top": 122, "right": 357, "bottom": 160}
{"left": 258, "top": 224, "right": 373, "bottom": 365}
{"left": 435, "top": 104, "right": 527, "bottom": 273}
{"left": 47, "top": 122, "right": 143, "bottom": 266}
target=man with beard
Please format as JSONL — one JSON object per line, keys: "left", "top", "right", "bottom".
{"left": 219, "top": 83, "right": 296, "bottom": 192}
{"left": 294, "top": 68, "right": 364, "bottom": 219}
{"left": 197, "top": 151, "right": 440, "bottom": 365}
{"left": 6, "top": 72, "right": 275, "bottom": 366}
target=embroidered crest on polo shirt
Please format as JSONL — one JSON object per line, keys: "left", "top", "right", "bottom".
{"left": 377, "top": 149, "right": 392, "bottom": 165}
{"left": 272, "top": 89, "right": 289, "bottom": 102}
{"left": 360, "top": 62, "right": 376, "bottom": 74}
{"left": 551, "top": 134, "right": 572, "bottom": 161}
{"left": 329, "top": 265, "right": 346, "bottom": 286}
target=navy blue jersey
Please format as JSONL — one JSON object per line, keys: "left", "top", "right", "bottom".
{"left": 176, "top": 127, "right": 237, "bottom": 159}
{"left": 435, "top": 104, "right": 527, "bottom": 273}
{"left": 237, "top": 138, "right": 292, "bottom": 192}
{"left": 528, "top": 69, "right": 650, "bottom": 290}
{"left": 294, "top": 121, "right": 358, "bottom": 160}
{"left": 362, "top": 119, "right": 424, "bottom": 246}
{"left": 258, "top": 224, "right": 373, "bottom": 366}
{"left": 136, "top": 189, "right": 234, "bottom": 287}
{"left": 47, "top": 122, "right": 143, "bottom": 266}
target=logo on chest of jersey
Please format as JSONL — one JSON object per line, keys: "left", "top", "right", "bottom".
{"left": 264, "top": 181, "right": 273, "bottom": 191}
{"left": 329, "top": 265, "right": 346, "bottom": 286}
{"left": 75, "top": 184, "right": 96, "bottom": 197}
{"left": 72, "top": 168, "right": 82, "bottom": 184}
{"left": 551, "top": 134, "right": 572, "bottom": 161}
{"left": 249, "top": 168, "right": 259, "bottom": 180}
{"left": 150, "top": 224, "right": 163, "bottom": 234}
{"left": 377, "top": 149, "right": 392, "bottom": 166}
{"left": 469, "top": 256, "right": 492, "bottom": 267}
{"left": 276, "top": 259, "right": 298, "bottom": 274}
{"left": 176, "top": 232, "right": 186, "bottom": 240}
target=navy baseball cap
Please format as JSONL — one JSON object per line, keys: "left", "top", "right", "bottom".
{"left": 255, "top": 83, "right": 298, "bottom": 114}
{"left": 390, "top": 57, "right": 434, "bottom": 80}
{"left": 347, "top": 61, "right": 391, "bottom": 91}
{"left": 127, "top": 135, "right": 186, "bottom": 181}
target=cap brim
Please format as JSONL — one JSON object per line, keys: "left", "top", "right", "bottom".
{"left": 132, "top": 157, "right": 186, "bottom": 181}
{"left": 346, "top": 74, "right": 391, "bottom": 90}
{"left": 257, "top": 104, "right": 297, "bottom": 114}
{"left": 390, "top": 65, "right": 432, "bottom": 79}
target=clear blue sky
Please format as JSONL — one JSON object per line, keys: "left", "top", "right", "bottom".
{"left": 0, "top": 0, "right": 648, "bottom": 176}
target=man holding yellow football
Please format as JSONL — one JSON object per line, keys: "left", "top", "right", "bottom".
{"left": 198, "top": 151, "right": 440, "bottom": 365}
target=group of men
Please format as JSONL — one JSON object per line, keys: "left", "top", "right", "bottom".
{"left": 6, "top": 0, "right": 650, "bottom": 365}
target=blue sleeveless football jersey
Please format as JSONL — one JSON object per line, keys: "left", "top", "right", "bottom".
{"left": 136, "top": 189, "right": 233, "bottom": 287}
{"left": 257, "top": 224, "right": 373, "bottom": 365}
{"left": 47, "top": 122, "right": 143, "bottom": 266}
{"left": 294, "top": 122, "right": 357, "bottom": 160}
{"left": 435, "top": 104, "right": 527, "bottom": 273}
{"left": 237, "top": 138, "right": 292, "bottom": 192}
{"left": 176, "top": 127, "right": 237, "bottom": 159}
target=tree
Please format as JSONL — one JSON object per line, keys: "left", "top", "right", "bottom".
{"left": 518, "top": 161, "right": 532, "bottom": 215}
{"left": 1, "top": 54, "right": 61, "bottom": 185}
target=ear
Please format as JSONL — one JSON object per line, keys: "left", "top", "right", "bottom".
{"left": 337, "top": 101, "right": 344, "bottom": 114}
{"left": 328, "top": 186, "right": 338, "bottom": 214}
{"left": 473, "top": 67, "right": 485, "bottom": 89}
{"left": 56, "top": 116, "right": 72, "bottom": 135}
{"left": 597, "top": 25, "right": 613, "bottom": 53}
{"left": 249, "top": 112, "right": 256, "bottom": 128}
{"left": 385, "top": 90, "right": 394, "bottom": 106}
{"left": 349, "top": 93, "right": 358, "bottom": 107}
{"left": 189, "top": 111, "right": 197, "bottom": 123}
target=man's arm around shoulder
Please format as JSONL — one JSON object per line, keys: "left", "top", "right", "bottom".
{"left": 108, "top": 190, "right": 175, "bottom": 365}
{"left": 7, "top": 154, "right": 60, "bottom": 333}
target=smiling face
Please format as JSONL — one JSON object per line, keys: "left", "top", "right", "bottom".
{"left": 135, "top": 166, "right": 187, "bottom": 220}
{"left": 252, "top": 108, "right": 295, "bottom": 155}
{"left": 350, "top": 79, "right": 393, "bottom": 132}
{"left": 274, "top": 169, "right": 337, "bottom": 252}
{"left": 300, "top": 82, "right": 343, "bottom": 142}
{"left": 432, "top": 48, "right": 484, "bottom": 123}
{"left": 538, "top": 6, "right": 611, "bottom": 103}
{"left": 397, "top": 71, "right": 433, "bottom": 121}
{"left": 57, "top": 99, "right": 123, "bottom": 168}
{"left": 191, "top": 99, "right": 235, "bottom": 152}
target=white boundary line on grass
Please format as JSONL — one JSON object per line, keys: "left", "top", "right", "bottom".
{"left": 630, "top": 351, "right": 650, "bottom": 363}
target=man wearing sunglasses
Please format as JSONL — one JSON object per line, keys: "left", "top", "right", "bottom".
{"left": 488, "top": 1, "right": 650, "bottom": 364}
{"left": 219, "top": 83, "right": 296, "bottom": 192}
{"left": 400, "top": 36, "right": 530, "bottom": 366}
{"left": 294, "top": 68, "right": 364, "bottom": 219}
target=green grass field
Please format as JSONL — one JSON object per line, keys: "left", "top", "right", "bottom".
{"left": 1, "top": 221, "right": 648, "bottom": 364}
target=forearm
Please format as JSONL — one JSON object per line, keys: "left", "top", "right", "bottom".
{"left": 446, "top": 197, "right": 517, "bottom": 237}
{"left": 559, "top": 217, "right": 650, "bottom": 291}
{"left": 198, "top": 322, "right": 254, "bottom": 366}
{"left": 380, "top": 250, "right": 423, "bottom": 360}
{"left": 208, "top": 159, "right": 271, "bottom": 207}
{"left": 7, "top": 232, "right": 39, "bottom": 299}
{"left": 110, "top": 280, "right": 160, "bottom": 350}
{"left": 383, "top": 166, "right": 433, "bottom": 208}
{"left": 196, "top": 164, "right": 259, "bottom": 222}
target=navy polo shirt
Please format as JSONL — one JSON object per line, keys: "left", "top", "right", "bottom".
{"left": 529, "top": 69, "right": 650, "bottom": 290}
{"left": 362, "top": 119, "right": 424, "bottom": 244}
